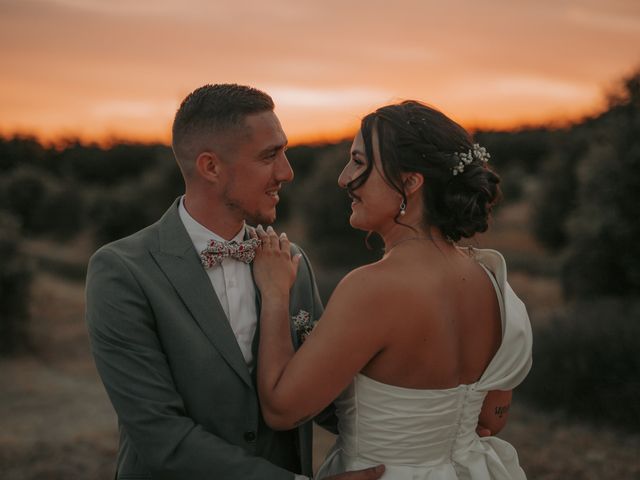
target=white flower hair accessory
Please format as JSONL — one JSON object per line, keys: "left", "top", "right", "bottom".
{"left": 452, "top": 143, "right": 491, "bottom": 176}
{"left": 292, "top": 309, "right": 314, "bottom": 343}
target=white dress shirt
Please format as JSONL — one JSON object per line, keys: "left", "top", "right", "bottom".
{"left": 178, "top": 198, "right": 258, "bottom": 370}
{"left": 179, "top": 199, "right": 310, "bottom": 480}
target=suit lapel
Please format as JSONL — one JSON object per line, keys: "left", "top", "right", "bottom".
{"left": 250, "top": 266, "right": 262, "bottom": 367}
{"left": 151, "top": 200, "right": 253, "bottom": 388}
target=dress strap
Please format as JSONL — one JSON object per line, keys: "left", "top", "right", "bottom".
{"left": 478, "top": 263, "right": 505, "bottom": 338}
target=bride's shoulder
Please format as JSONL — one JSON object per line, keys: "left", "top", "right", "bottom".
{"left": 322, "top": 265, "right": 399, "bottom": 327}
{"left": 333, "top": 261, "right": 402, "bottom": 300}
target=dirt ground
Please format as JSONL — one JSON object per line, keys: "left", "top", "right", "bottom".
{"left": 1, "top": 266, "right": 639, "bottom": 479}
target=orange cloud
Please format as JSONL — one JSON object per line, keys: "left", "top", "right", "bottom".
{"left": 1, "top": 0, "right": 638, "bottom": 145}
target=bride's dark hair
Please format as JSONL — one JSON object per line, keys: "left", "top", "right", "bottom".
{"left": 348, "top": 100, "right": 501, "bottom": 242}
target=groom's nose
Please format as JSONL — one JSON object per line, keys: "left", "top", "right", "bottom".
{"left": 275, "top": 152, "right": 294, "bottom": 183}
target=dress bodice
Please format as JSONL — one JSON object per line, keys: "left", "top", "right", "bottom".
{"left": 315, "top": 249, "right": 533, "bottom": 480}
{"left": 334, "top": 375, "right": 487, "bottom": 467}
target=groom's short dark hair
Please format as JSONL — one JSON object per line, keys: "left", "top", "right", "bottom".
{"left": 171, "top": 84, "right": 274, "bottom": 175}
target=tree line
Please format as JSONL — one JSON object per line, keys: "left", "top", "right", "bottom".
{"left": 1, "top": 68, "right": 639, "bottom": 429}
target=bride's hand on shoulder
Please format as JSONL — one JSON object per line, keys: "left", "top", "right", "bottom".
{"left": 250, "top": 225, "right": 301, "bottom": 297}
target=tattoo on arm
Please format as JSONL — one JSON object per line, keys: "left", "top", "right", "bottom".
{"left": 494, "top": 404, "right": 510, "bottom": 418}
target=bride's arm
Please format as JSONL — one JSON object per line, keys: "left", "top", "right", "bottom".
{"left": 477, "top": 389, "right": 512, "bottom": 435}
{"left": 252, "top": 226, "right": 388, "bottom": 430}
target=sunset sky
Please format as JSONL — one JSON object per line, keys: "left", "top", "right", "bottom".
{"left": 1, "top": 0, "right": 639, "bottom": 145}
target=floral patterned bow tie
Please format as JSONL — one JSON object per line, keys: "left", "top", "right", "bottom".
{"left": 199, "top": 238, "right": 261, "bottom": 268}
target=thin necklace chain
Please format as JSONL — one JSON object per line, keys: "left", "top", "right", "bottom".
{"left": 383, "top": 236, "right": 426, "bottom": 253}
{"left": 384, "top": 235, "right": 453, "bottom": 253}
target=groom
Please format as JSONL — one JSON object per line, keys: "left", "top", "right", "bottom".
{"left": 85, "top": 84, "right": 384, "bottom": 479}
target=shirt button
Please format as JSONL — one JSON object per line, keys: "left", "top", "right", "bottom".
{"left": 243, "top": 430, "right": 257, "bottom": 443}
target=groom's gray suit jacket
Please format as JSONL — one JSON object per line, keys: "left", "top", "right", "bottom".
{"left": 86, "top": 199, "right": 333, "bottom": 479}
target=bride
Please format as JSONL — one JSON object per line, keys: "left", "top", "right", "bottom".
{"left": 251, "top": 100, "right": 532, "bottom": 479}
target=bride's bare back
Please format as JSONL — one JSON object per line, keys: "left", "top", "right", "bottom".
{"left": 357, "top": 242, "right": 502, "bottom": 390}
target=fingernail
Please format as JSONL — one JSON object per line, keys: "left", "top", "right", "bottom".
{"left": 280, "top": 232, "right": 287, "bottom": 238}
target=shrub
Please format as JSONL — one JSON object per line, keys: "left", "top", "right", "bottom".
{"left": 275, "top": 142, "right": 346, "bottom": 231}
{"left": 0, "top": 167, "right": 51, "bottom": 233}
{"left": 519, "top": 298, "right": 640, "bottom": 431}
{"left": 530, "top": 150, "right": 579, "bottom": 251}
{"left": 87, "top": 184, "right": 155, "bottom": 246}
{"left": 37, "top": 184, "right": 86, "bottom": 240}
{"left": 562, "top": 120, "right": 640, "bottom": 298}
{"left": 497, "top": 164, "right": 526, "bottom": 203}
{"left": 0, "top": 167, "right": 86, "bottom": 239}
{"left": 0, "top": 213, "right": 33, "bottom": 355}
{"left": 0, "top": 135, "right": 47, "bottom": 172}
{"left": 87, "top": 157, "right": 183, "bottom": 247}
{"left": 293, "top": 143, "right": 381, "bottom": 269}
{"left": 475, "top": 129, "right": 557, "bottom": 174}
{"left": 55, "top": 142, "right": 167, "bottom": 185}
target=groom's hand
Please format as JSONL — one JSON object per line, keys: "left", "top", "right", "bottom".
{"left": 323, "top": 465, "right": 385, "bottom": 480}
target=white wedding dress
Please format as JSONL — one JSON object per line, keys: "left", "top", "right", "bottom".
{"left": 315, "top": 250, "right": 533, "bottom": 480}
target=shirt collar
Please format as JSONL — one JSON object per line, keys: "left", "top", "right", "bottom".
{"left": 178, "top": 196, "right": 246, "bottom": 254}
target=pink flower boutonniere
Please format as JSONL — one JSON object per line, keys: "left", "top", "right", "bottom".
{"left": 292, "top": 309, "right": 314, "bottom": 343}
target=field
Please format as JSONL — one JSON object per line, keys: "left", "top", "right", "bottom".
{"left": 1, "top": 203, "right": 639, "bottom": 479}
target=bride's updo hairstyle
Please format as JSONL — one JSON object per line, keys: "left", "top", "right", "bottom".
{"left": 349, "top": 101, "right": 501, "bottom": 242}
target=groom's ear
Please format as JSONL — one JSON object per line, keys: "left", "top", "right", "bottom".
{"left": 195, "top": 151, "right": 223, "bottom": 183}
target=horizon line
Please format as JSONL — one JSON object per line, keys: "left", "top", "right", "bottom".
{"left": 0, "top": 113, "right": 594, "bottom": 149}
